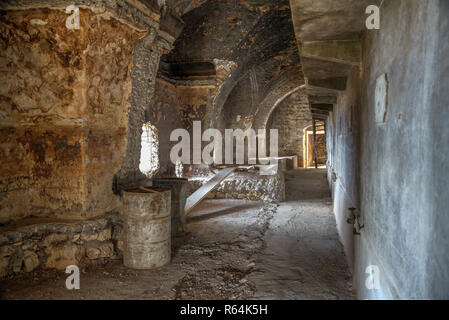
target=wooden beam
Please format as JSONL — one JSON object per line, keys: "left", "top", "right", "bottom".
{"left": 312, "top": 115, "right": 328, "bottom": 121}
{"left": 308, "top": 94, "right": 338, "bottom": 105}
{"left": 308, "top": 77, "right": 347, "bottom": 91}
{"left": 311, "top": 103, "right": 334, "bottom": 112}
{"left": 311, "top": 109, "right": 329, "bottom": 116}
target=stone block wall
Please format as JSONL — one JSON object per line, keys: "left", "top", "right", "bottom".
{"left": 188, "top": 169, "right": 285, "bottom": 203}
{"left": 266, "top": 89, "right": 312, "bottom": 167}
{"left": 0, "top": 213, "right": 123, "bottom": 277}
{"left": 0, "top": 0, "right": 191, "bottom": 278}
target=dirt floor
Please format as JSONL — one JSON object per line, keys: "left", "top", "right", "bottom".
{"left": 0, "top": 169, "right": 353, "bottom": 300}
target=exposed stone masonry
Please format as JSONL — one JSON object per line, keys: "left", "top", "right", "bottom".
{"left": 0, "top": 7, "right": 146, "bottom": 223}
{"left": 266, "top": 88, "right": 312, "bottom": 167}
{"left": 0, "top": 213, "right": 122, "bottom": 277}
{"left": 188, "top": 170, "right": 285, "bottom": 203}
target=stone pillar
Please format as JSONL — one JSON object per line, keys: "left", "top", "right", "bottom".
{"left": 115, "top": 33, "right": 173, "bottom": 188}
{"left": 0, "top": 1, "right": 161, "bottom": 223}
{"left": 114, "top": 8, "right": 184, "bottom": 190}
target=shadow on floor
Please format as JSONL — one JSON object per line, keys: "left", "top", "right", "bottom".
{"left": 187, "top": 203, "right": 258, "bottom": 223}
{"left": 285, "top": 169, "right": 331, "bottom": 201}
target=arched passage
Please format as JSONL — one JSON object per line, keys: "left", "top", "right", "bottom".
{"left": 265, "top": 88, "right": 312, "bottom": 167}
{"left": 252, "top": 83, "right": 306, "bottom": 130}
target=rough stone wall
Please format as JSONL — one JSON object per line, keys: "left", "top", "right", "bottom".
{"left": 0, "top": 213, "right": 123, "bottom": 277}
{"left": 188, "top": 170, "right": 285, "bottom": 203}
{"left": 0, "top": 8, "right": 144, "bottom": 223}
{"left": 147, "top": 79, "right": 210, "bottom": 176}
{"left": 145, "top": 58, "right": 235, "bottom": 178}
{"left": 266, "top": 89, "right": 312, "bottom": 167}
{"left": 114, "top": 32, "right": 171, "bottom": 188}
{"left": 177, "top": 85, "right": 209, "bottom": 131}
{"left": 328, "top": 0, "right": 449, "bottom": 299}
{"left": 148, "top": 79, "right": 183, "bottom": 176}
{"left": 83, "top": 11, "right": 145, "bottom": 216}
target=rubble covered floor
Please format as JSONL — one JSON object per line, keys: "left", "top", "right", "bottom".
{"left": 0, "top": 170, "right": 352, "bottom": 300}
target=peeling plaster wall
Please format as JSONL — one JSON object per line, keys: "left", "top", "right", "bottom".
{"left": 148, "top": 79, "right": 210, "bottom": 176}
{"left": 266, "top": 89, "right": 312, "bottom": 166}
{"left": 148, "top": 79, "right": 183, "bottom": 176}
{"left": 0, "top": 8, "right": 145, "bottom": 223}
{"left": 114, "top": 33, "right": 159, "bottom": 186}
{"left": 326, "top": 66, "right": 360, "bottom": 271}
{"left": 328, "top": 0, "right": 449, "bottom": 299}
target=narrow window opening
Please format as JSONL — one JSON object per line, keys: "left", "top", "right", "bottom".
{"left": 139, "top": 122, "right": 160, "bottom": 178}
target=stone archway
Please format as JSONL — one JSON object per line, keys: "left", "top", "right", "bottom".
{"left": 264, "top": 88, "right": 313, "bottom": 167}
{"left": 252, "top": 84, "right": 306, "bottom": 130}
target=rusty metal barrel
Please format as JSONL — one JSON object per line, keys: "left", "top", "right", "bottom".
{"left": 153, "top": 178, "right": 188, "bottom": 237}
{"left": 122, "top": 187, "right": 171, "bottom": 269}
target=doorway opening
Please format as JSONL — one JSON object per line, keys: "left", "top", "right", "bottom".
{"left": 303, "top": 124, "right": 326, "bottom": 168}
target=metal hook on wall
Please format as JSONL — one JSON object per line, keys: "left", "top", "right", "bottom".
{"left": 347, "top": 207, "right": 364, "bottom": 235}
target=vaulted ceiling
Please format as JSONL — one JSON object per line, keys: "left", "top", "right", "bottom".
{"left": 163, "top": 0, "right": 304, "bottom": 129}
{"left": 289, "top": 0, "right": 382, "bottom": 120}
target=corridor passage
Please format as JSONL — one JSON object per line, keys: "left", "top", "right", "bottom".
{"left": 0, "top": 170, "right": 352, "bottom": 300}
{"left": 250, "top": 169, "right": 353, "bottom": 299}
